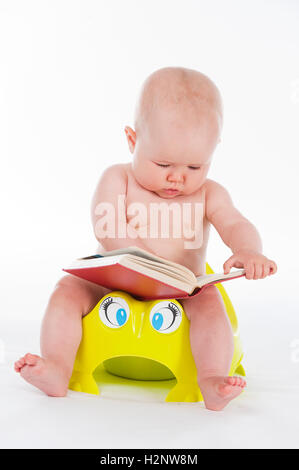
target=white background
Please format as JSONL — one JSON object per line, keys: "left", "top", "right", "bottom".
{"left": 0, "top": 0, "right": 299, "bottom": 449}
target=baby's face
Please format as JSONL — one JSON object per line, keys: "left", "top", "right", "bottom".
{"left": 127, "top": 107, "right": 221, "bottom": 198}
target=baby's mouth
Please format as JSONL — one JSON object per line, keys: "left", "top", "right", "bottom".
{"left": 162, "top": 188, "right": 181, "bottom": 196}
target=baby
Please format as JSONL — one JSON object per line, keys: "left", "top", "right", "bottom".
{"left": 14, "top": 67, "right": 277, "bottom": 411}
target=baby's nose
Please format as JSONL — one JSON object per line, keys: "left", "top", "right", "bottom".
{"left": 167, "top": 171, "right": 184, "bottom": 183}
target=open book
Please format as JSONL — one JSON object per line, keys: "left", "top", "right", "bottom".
{"left": 63, "top": 246, "right": 245, "bottom": 300}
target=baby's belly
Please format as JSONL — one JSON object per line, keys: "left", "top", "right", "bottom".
{"left": 140, "top": 237, "right": 206, "bottom": 275}
{"left": 96, "top": 229, "right": 208, "bottom": 276}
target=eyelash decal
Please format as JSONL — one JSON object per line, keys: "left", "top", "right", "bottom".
{"left": 150, "top": 301, "right": 182, "bottom": 334}
{"left": 99, "top": 296, "right": 130, "bottom": 329}
{"left": 168, "top": 302, "right": 180, "bottom": 328}
{"left": 168, "top": 302, "right": 179, "bottom": 315}
{"left": 102, "top": 297, "right": 114, "bottom": 320}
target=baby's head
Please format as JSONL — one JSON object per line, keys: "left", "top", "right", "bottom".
{"left": 125, "top": 67, "right": 223, "bottom": 198}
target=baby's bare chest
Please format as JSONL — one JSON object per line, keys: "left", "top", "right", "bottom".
{"left": 126, "top": 184, "right": 202, "bottom": 230}
{"left": 125, "top": 178, "right": 210, "bottom": 271}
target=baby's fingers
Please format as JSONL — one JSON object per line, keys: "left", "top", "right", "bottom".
{"left": 261, "top": 261, "right": 277, "bottom": 278}
{"left": 223, "top": 255, "right": 236, "bottom": 274}
{"left": 260, "top": 263, "right": 269, "bottom": 279}
{"left": 244, "top": 261, "right": 255, "bottom": 279}
{"left": 253, "top": 263, "right": 263, "bottom": 280}
{"left": 269, "top": 260, "right": 277, "bottom": 275}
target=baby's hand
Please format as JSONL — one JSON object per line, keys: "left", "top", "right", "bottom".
{"left": 223, "top": 249, "right": 277, "bottom": 280}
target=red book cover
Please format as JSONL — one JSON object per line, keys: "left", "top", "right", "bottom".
{"left": 63, "top": 263, "right": 189, "bottom": 300}
{"left": 63, "top": 262, "right": 245, "bottom": 301}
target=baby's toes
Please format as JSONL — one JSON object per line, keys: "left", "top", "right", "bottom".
{"left": 231, "top": 376, "right": 246, "bottom": 387}
{"left": 23, "top": 353, "right": 40, "bottom": 366}
{"left": 226, "top": 376, "right": 245, "bottom": 387}
{"left": 15, "top": 353, "right": 41, "bottom": 373}
{"left": 225, "top": 376, "right": 237, "bottom": 386}
{"left": 239, "top": 378, "right": 246, "bottom": 388}
{"left": 234, "top": 377, "right": 243, "bottom": 387}
{"left": 233, "top": 376, "right": 246, "bottom": 388}
{"left": 14, "top": 357, "right": 26, "bottom": 372}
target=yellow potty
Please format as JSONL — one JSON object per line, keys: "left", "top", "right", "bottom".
{"left": 69, "top": 263, "right": 245, "bottom": 402}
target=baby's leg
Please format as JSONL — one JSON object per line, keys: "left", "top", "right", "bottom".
{"left": 181, "top": 285, "right": 246, "bottom": 411}
{"left": 14, "top": 275, "right": 110, "bottom": 397}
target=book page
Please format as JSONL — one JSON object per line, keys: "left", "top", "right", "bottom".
{"left": 97, "top": 245, "right": 167, "bottom": 261}
{"left": 121, "top": 258, "right": 193, "bottom": 295}
{"left": 196, "top": 269, "right": 245, "bottom": 288}
{"left": 125, "top": 255, "right": 196, "bottom": 282}
{"left": 128, "top": 257, "right": 195, "bottom": 283}
{"left": 95, "top": 246, "right": 194, "bottom": 278}
{"left": 65, "top": 255, "right": 122, "bottom": 269}
{"left": 66, "top": 252, "right": 195, "bottom": 284}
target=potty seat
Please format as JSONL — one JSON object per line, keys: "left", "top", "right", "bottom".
{"left": 69, "top": 263, "right": 245, "bottom": 402}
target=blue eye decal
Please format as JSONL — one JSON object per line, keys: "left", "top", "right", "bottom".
{"left": 152, "top": 312, "right": 163, "bottom": 331}
{"left": 99, "top": 296, "right": 130, "bottom": 328}
{"left": 116, "top": 308, "right": 127, "bottom": 326}
{"left": 149, "top": 301, "right": 182, "bottom": 334}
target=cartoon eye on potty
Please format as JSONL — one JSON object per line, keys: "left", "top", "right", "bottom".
{"left": 99, "top": 296, "right": 130, "bottom": 328}
{"left": 149, "top": 301, "right": 182, "bottom": 334}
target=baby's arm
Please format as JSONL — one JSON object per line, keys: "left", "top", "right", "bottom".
{"left": 91, "top": 164, "right": 149, "bottom": 252}
{"left": 205, "top": 180, "right": 277, "bottom": 279}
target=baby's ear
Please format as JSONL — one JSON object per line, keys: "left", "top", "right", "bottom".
{"left": 125, "top": 126, "right": 137, "bottom": 153}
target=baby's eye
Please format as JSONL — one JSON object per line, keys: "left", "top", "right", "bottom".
{"left": 155, "top": 163, "right": 170, "bottom": 168}
{"left": 188, "top": 166, "right": 201, "bottom": 170}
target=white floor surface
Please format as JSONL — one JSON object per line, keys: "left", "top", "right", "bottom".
{"left": 1, "top": 297, "right": 299, "bottom": 449}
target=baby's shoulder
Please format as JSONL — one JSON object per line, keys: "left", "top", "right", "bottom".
{"left": 203, "top": 178, "right": 234, "bottom": 219}
{"left": 203, "top": 178, "right": 230, "bottom": 199}
{"left": 97, "top": 163, "right": 129, "bottom": 188}
{"left": 102, "top": 163, "right": 128, "bottom": 178}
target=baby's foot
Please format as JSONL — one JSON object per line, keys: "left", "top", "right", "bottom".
{"left": 199, "top": 375, "right": 246, "bottom": 411}
{"left": 14, "top": 353, "right": 69, "bottom": 397}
